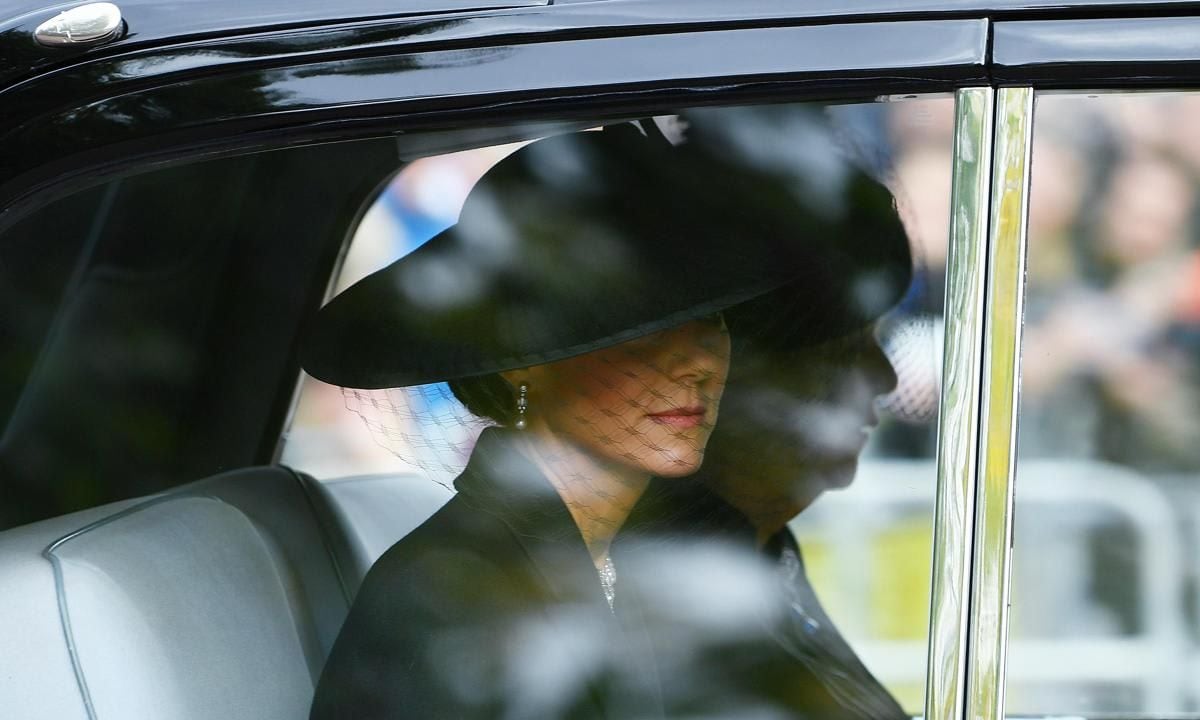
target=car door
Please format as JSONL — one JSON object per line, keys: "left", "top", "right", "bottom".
{"left": 949, "top": 12, "right": 1200, "bottom": 720}
{"left": 0, "top": 2, "right": 1089, "bottom": 719}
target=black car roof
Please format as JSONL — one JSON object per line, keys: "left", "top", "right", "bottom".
{"left": 4, "top": 0, "right": 1200, "bottom": 60}
{"left": 4, "top": 0, "right": 1200, "bottom": 86}
{"left": 5, "top": 0, "right": 1200, "bottom": 32}
{"left": 3, "top": 0, "right": 1200, "bottom": 223}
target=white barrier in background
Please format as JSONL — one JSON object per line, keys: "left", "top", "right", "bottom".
{"left": 791, "top": 458, "right": 1194, "bottom": 714}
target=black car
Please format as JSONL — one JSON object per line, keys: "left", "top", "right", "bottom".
{"left": 3, "top": 1, "right": 1200, "bottom": 718}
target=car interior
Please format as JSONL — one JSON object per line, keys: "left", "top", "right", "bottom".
{"left": 0, "top": 137, "right": 464, "bottom": 718}
{"left": 5, "top": 73, "right": 1200, "bottom": 718}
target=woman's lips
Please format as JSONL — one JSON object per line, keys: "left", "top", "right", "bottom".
{"left": 647, "top": 406, "right": 706, "bottom": 429}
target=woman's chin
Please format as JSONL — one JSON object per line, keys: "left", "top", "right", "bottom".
{"left": 775, "top": 456, "right": 860, "bottom": 503}
{"left": 820, "top": 457, "right": 860, "bottom": 490}
{"left": 649, "top": 452, "right": 705, "bottom": 478}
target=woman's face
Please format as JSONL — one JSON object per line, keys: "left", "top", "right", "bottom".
{"left": 512, "top": 316, "right": 731, "bottom": 478}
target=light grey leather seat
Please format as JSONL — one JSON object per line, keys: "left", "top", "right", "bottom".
{"left": 309, "top": 472, "right": 454, "bottom": 597}
{"left": 0, "top": 466, "right": 452, "bottom": 720}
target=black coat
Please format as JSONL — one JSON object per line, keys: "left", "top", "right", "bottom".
{"left": 310, "top": 428, "right": 665, "bottom": 720}
{"left": 311, "top": 429, "right": 907, "bottom": 719}
{"left": 617, "top": 479, "right": 909, "bottom": 720}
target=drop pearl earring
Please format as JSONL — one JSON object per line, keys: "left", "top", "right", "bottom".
{"left": 515, "top": 382, "right": 529, "bottom": 430}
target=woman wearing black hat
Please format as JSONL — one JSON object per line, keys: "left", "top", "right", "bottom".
{"left": 304, "top": 120, "right": 836, "bottom": 719}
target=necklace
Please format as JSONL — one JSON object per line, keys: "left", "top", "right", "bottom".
{"left": 598, "top": 556, "right": 617, "bottom": 610}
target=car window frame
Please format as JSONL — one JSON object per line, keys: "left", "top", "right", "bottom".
{"left": 1, "top": 11, "right": 988, "bottom": 720}
{"left": 966, "top": 13, "right": 1200, "bottom": 720}
{"left": 18, "top": 7, "right": 1200, "bottom": 720}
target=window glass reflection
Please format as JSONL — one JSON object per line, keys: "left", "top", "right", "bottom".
{"left": 1013, "top": 91, "right": 1200, "bottom": 717}
{"left": 282, "top": 99, "right": 954, "bottom": 716}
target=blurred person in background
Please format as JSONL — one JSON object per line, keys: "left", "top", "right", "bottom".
{"left": 1022, "top": 148, "right": 1200, "bottom": 472}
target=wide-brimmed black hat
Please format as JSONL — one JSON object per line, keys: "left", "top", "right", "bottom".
{"left": 302, "top": 119, "right": 911, "bottom": 389}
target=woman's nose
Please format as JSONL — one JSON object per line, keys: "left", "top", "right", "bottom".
{"left": 665, "top": 318, "right": 731, "bottom": 383}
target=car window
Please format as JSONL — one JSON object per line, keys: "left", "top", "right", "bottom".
{"left": 280, "top": 97, "right": 956, "bottom": 715}
{"left": 0, "top": 139, "right": 401, "bottom": 528}
{"left": 1010, "top": 91, "right": 1200, "bottom": 717}
{"left": 0, "top": 88, "right": 960, "bottom": 716}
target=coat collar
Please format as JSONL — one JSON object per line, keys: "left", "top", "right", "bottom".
{"left": 454, "top": 427, "right": 608, "bottom": 607}
{"left": 455, "top": 428, "right": 582, "bottom": 541}
{"left": 454, "top": 427, "right": 666, "bottom": 718}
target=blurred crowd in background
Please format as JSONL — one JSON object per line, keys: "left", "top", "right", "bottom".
{"left": 1009, "top": 92, "right": 1200, "bottom": 716}
{"left": 1022, "top": 93, "right": 1200, "bottom": 474}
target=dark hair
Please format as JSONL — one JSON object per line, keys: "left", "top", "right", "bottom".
{"left": 448, "top": 374, "right": 517, "bottom": 426}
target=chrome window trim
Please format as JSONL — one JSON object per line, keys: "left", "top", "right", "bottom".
{"left": 925, "top": 86, "right": 995, "bottom": 720}
{"left": 965, "top": 85, "right": 1033, "bottom": 720}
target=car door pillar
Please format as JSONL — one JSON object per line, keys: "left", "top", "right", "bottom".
{"left": 926, "top": 85, "right": 995, "bottom": 720}
{"left": 966, "top": 84, "right": 1033, "bottom": 720}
